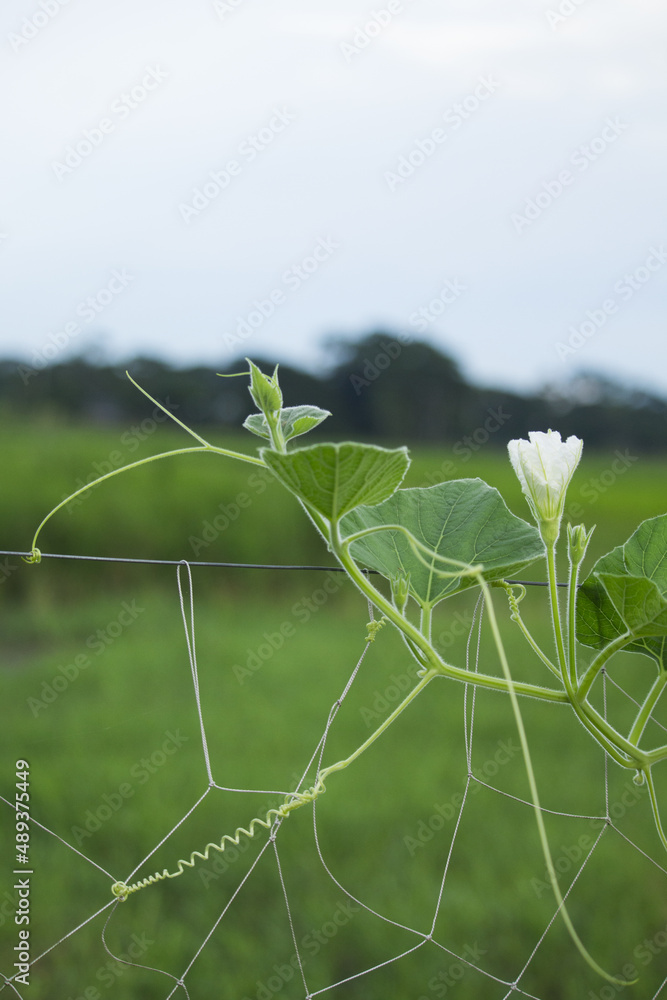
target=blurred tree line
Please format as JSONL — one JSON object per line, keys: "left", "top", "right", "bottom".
{"left": 1, "top": 331, "right": 666, "bottom": 451}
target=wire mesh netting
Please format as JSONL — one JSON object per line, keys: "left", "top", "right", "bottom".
{"left": 2, "top": 553, "right": 667, "bottom": 999}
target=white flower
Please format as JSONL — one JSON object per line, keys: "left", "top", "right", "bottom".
{"left": 507, "top": 430, "right": 583, "bottom": 544}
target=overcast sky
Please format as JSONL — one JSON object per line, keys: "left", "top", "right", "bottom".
{"left": 1, "top": 0, "right": 666, "bottom": 397}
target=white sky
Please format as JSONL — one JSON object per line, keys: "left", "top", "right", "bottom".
{"left": 1, "top": 0, "right": 666, "bottom": 395}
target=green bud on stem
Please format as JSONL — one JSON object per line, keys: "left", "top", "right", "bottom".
{"left": 247, "top": 359, "right": 283, "bottom": 415}
{"left": 567, "top": 522, "right": 595, "bottom": 567}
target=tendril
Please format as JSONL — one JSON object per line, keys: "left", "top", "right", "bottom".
{"left": 505, "top": 582, "right": 527, "bottom": 621}
{"left": 111, "top": 777, "right": 330, "bottom": 901}
{"left": 365, "top": 616, "right": 388, "bottom": 642}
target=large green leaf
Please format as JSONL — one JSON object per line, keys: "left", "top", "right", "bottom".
{"left": 577, "top": 515, "right": 667, "bottom": 667}
{"left": 244, "top": 405, "right": 331, "bottom": 443}
{"left": 261, "top": 442, "right": 410, "bottom": 522}
{"left": 340, "top": 479, "right": 544, "bottom": 609}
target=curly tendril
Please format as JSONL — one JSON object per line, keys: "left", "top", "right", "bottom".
{"left": 364, "top": 616, "right": 388, "bottom": 642}
{"left": 111, "top": 777, "right": 330, "bottom": 901}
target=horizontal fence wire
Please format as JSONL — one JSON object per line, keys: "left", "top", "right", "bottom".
{"left": 0, "top": 550, "right": 559, "bottom": 585}
{"left": 1, "top": 550, "right": 356, "bottom": 571}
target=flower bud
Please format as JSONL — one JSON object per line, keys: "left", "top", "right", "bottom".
{"left": 247, "top": 359, "right": 282, "bottom": 415}
{"left": 390, "top": 572, "right": 411, "bottom": 610}
{"left": 567, "top": 523, "right": 594, "bottom": 567}
{"left": 507, "top": 430, "right": 583, "bottom": 545}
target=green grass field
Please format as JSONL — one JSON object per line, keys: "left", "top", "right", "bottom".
{"left": 2, "top": 421, "right": 667, "bottom": 998}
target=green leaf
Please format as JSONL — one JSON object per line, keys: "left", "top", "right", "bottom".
{"left": 597, "top": 574, "right": 667, "bottom": 636}
{"left": 341, "top": 479, "right": 544, "bottom": 609}
{"left": 576, "top": 544, "right": 626, "bottom": 648}
{"left": 261, "top": 442, "right": 410, "bottom": 522}
{"left": 244, "top": 405, "right": 331, "bottom": 443}
{"left": 577, "top": 514, "right": 667, "bottom": 667}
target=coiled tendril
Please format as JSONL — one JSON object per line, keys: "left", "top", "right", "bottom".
{"left": 111, "top": 776, "right": 328, "bottom": 901}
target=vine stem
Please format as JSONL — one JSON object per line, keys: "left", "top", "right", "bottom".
{"left": 27, "top": 443, "right": 264, "bottom": 559}
{"left": 330, "top": 524, "right": 569, "bottom": 706}
{"left": 502, "top": 583, "right": 560, "bottom": 679}
{"left": 545, "top": 545, "right": 645, "bottom": 769}
{"left": 576, "top": 632, "right": 633, "bottom": 703}
{"left": 546, "top": 543, "right": 568, "bottom": 681}
{"left": 567, "top": 553, "right": 580, "bottom": 690}
{"left": 478, "top": 576, "right": 633, "bottom": 987}
{"left": 644, "top": 767, "right": 667, "bottom": 854}
{"left": 629, "top": 672, "right": 667, "bottom": 747}
{"left": 317, "top": 669, "right": 438, "bottom": 782}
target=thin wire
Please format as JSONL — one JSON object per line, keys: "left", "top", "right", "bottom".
{"left": 272, "top": 837, "right": 310, "bottom": 999}
{"left": 0, "top": 977, "right": 22, "bottom": 998}
{"left": 176, "top": 561, "right": 214, "bottom": 785}
{"left": 0, "top": 794, "right": 116, "bottom": 881}
{"left": 463, "top": 591, "right": 486, "bottom": 766}
{"left": 651, "top": 975, "right": 667, "bottom": 1000}
{"left": 511, "top": 824, "right": 607, "bottom": 993}
{"left": 604, "top": 670, "right": 667, "bottom": 736}
{"left": 610, "top": 826, "right": 667, "bottom": 876}
{"left": 271, "top": 597, "right": 379, "bottom": 819}
{"left": 124, "top": 788, "right": 211, "bottom": 885}
{"left": 101, "top": 906, "right": 191, "bottom": 1000}
{"left": 602, "top": 670, "right": 611, "bottom": 818}
{"left": 168, "top": 835, "right": 276, "bottom": 998}
{"left": 20, "top": 899, "right": 116, "bottom": 973}
{"left": 0, "top": 549, "right": 565, "bottom": 584}
{"left": 429, "top": 593, "right": 485, "bottom": 935}
{"left": 1, "top": 549, "right": 361, "bottom": 572}
{"left": 308, "top": 939, "right": 430, "bottom": 997}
